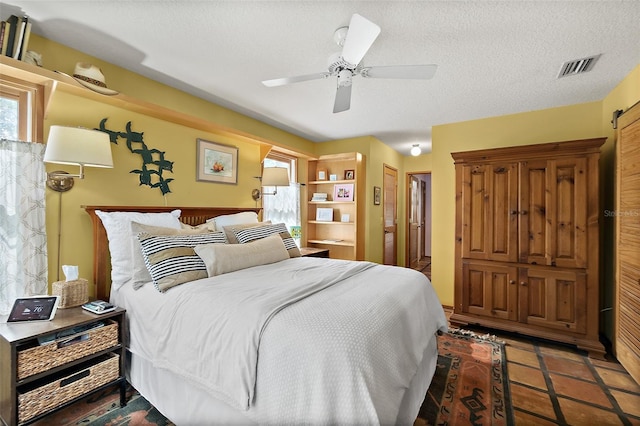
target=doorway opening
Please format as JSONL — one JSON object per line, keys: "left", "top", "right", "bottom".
{"left": 405, "top": 172, "right": 432, "bottom": 279}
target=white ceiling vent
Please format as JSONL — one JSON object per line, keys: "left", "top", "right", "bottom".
{"left": 557, "top": 54, "right": 601, "bottom": 78}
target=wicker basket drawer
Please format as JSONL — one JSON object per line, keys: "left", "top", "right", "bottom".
{"left": 18, "top": 353, "right": 119, "bottom": 423}
{"left": 17, "top": 320, "right": 119, "bottom": 380}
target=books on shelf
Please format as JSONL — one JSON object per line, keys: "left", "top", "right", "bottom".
{"left": 2, "top": 15, "right": 32, "bottom": 60}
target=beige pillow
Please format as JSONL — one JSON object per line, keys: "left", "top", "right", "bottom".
{"left": 131, "top": 221, "right": 211, "bottom": 289}
{"left": 194, "top": 234, "right": 289, "bottom": 276}
{"left": 223, "top": 221, "right": 272, "bottom": 244}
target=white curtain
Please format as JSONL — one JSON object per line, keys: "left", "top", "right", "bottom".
{"left": 263, "top": 184, "right": 301, "bottom": 244}
{"left": 0, "top": 139, "right": 48, "bottom": 314}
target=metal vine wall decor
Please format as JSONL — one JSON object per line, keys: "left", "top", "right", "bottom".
{"left": 96, "top": 118, "right": 174, "bottom": 195}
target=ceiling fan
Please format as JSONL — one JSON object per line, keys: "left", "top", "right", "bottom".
{"left": 261, "top": 13, "right": 438, "bottom": 113}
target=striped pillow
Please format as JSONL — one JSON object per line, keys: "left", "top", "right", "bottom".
{"left": 138, "top": 231, "right": 228, "bottom": 292}
{"left": 233, "top": 223, "right": 301, "bottom": 258}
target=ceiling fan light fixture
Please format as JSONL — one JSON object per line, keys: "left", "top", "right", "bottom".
{"left": 333, "top": 26, "right": 349, "bottom": 47}
{"left": 410, "top": 144, "right": 421, "bottom": 156}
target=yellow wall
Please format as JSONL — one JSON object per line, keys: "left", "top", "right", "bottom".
{"left": 430, "top": 102, "right": 604, "bottom": 306}
{"left": 25, "top": 33, "right": 640, "bottom": 321}
{"left": 430, "top": 63, "right": 640, "bottom": 315}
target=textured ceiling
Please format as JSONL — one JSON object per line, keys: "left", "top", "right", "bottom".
{"left": 3, "top": 1, "right": 640, "bottom": 155}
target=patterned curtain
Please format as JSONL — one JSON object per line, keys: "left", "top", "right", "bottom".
{"left": 263, "top": 184, "right": 301, "bottom": 245}
{"left": 0, "top": 139, "right": 48, "bottom": 314}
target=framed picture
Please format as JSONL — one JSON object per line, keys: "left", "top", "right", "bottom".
{"left": 196, "top": 138, "right": 238, "bottom": 184}
{"left": 317, "top": 168, "right": 327, "bottom": 181}
{"left": 329, "top": 174, "right": 338, "bottom": 181}
{"left": 333, "top": 183, "right": 354, "bottom": 202}
{"left": 374, "top": 186, "right": 381, "bottom": 205}
{"left": 344, "top": 169, "right": 355, "bottom": 180}
{"left": 341, "top": 213, "right": 350, "bottom": 223}
{"left": 316, "top": 207, "right": 334, "bottom": 222}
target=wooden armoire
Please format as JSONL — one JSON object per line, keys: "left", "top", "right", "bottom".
{"left": 615, "top": 101, "right": 640, "bottom": 383}
{"left": 451, "top": 138, "right": 606, "bottom": 358}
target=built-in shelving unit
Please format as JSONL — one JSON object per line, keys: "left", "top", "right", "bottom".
{"left": 306, "top": 152, "right": 365, "bottom": 260}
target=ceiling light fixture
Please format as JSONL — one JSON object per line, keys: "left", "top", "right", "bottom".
{"left": 410, "top": 144, "right": 421, "bottom": 156}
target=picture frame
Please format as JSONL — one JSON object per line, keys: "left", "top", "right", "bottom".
{"left": 333, "top": 183, "right": 354, "bottom": 202}
{"left": 341, "top": 213, "right": 350, "bottom": 223}
{"left": 329, "top": 174, "right": 338, "bottom": 181}
{"left": 316, "top": 207, "right": 334, "bottom": 222}
{"left": 317, "top": 168, "right": 327, "bottom": 181}
{"left": 374, "top": 186, "right": 381, "bottom": 205}
{"left": 196, "top": 138, "right": 238, "bottom": 184}
{"left": 344, "top": 169, "right": 355, "bottom": 180}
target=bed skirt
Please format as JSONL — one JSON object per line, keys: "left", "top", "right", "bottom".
{"left": 126, "top": 333, "right": 439, "bottom": 425}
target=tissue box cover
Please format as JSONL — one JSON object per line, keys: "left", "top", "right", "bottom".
{"left": 52, "top": 278, "right": 89, "bottom": 308}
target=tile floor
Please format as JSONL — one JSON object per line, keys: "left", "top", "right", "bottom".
{"left": 415, "top": 261, "right": 640, "bottom": 425}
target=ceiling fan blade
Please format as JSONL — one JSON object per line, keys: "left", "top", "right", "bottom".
{"left": 361, "top": 65, "right": 438, "bottom": 79}
{"left": 341, "top": 13, "right": 381, "bottom": 66}
{"left": 262, "top": 72, "right": 330, "bottom": 87}
{"left": 333, "top": 82, "right": 352, "bottom": 113}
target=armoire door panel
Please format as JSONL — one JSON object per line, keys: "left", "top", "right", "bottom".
{"left": 519, "top": 268, "right": 586, "bottom": 334}
{"left": 462, "top": 165, "right": 489, "bottom": 259}
{"left": 552, "top": 158, "right": 588, "bottom": 268}
{"left": 462, "top": 261, "right": 518, "bottom": 321}
{"left": 519, "top": 160, "right": 549, "bottom": 265}
{"left": 461, "top": 163, "right": 518, "bottom": 262}
{"left": 489, "top": 163, "right": 519, "bottom": 262}
{"left": 520, "top": 159, "right": 588, "bottom": 268}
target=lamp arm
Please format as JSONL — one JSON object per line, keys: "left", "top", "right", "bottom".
{"left": 48, "top": 164, "right": 85, "bottom": 179}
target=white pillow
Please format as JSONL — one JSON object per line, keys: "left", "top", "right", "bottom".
{"left": 130, "top": 221, "right": 211, "bottom": 289}
{"left": 194, "top": 234, "right": 289, "bottom": 276}
{"left": 95, "top": 210, "right": 181, "bottom": 290}
{"left": 209, "top": 211, "right": 259, "bottom": 231}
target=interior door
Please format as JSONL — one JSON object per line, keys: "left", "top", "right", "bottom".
{"left": 615, "top": 100, "right": 640, "bottom": 385}
{"left": 383, "top": 165, "right": 398, "bottom": 265}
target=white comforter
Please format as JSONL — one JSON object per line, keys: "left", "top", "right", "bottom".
{"left": 115, "top": 257, "right": 447, "bottom": 425}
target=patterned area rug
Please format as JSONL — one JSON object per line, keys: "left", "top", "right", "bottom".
{"left": 416, "top": 330, "right": 514, "bottom": 426}
{"left": 31, "top": 385, "right": 174, "bottom": 426}
{"left": 35, "top": 331, "right": 512, "bottom": 425}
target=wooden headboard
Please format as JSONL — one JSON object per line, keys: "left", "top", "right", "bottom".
{"left": 83, "top": 206, "right": 262, "bottom": 301}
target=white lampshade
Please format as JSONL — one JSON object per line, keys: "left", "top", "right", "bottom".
{"left": 410, "top": 144, "right": 421, "bottom": 156}
{"left": 44, "top": 126, "right": 113, "bottom": 168}
{"left": 262, "top": 167, "right": 290, "bottom": 187}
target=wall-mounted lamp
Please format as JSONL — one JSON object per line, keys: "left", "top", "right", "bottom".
{"left": 410, "top": 144, "right": 421, "bottom": 157}
{"left": 44, "top": 126, "right": 114, "bottom": 192}
{"left": 251, "top": 167, "right": 290, "bottom": 201}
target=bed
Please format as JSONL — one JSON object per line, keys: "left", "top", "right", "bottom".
{"left": 84, "top": 205, "right": 448, "bottom": 425}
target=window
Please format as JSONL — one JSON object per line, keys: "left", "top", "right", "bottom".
{"left": 0, "top": 74, "right": 43, "bottom": 142}
{"left": 0, "top": 75, "right": 47, "bottom": 314}
{"left": 262, "top": 151, "right": 301, "bottom": 245}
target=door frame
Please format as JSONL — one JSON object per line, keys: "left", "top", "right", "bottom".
{"left": 383, "top": 164, "right": 398, "bottom": 265}
{"left": 405, "top": 171, "right": 431, "bottom": 267}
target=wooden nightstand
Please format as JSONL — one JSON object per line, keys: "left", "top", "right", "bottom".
{"left": 300, "top": 247, "right": 330, "bottom": 258}
{"left": 0, "top": 307, "right": 127, "bottom": 426}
